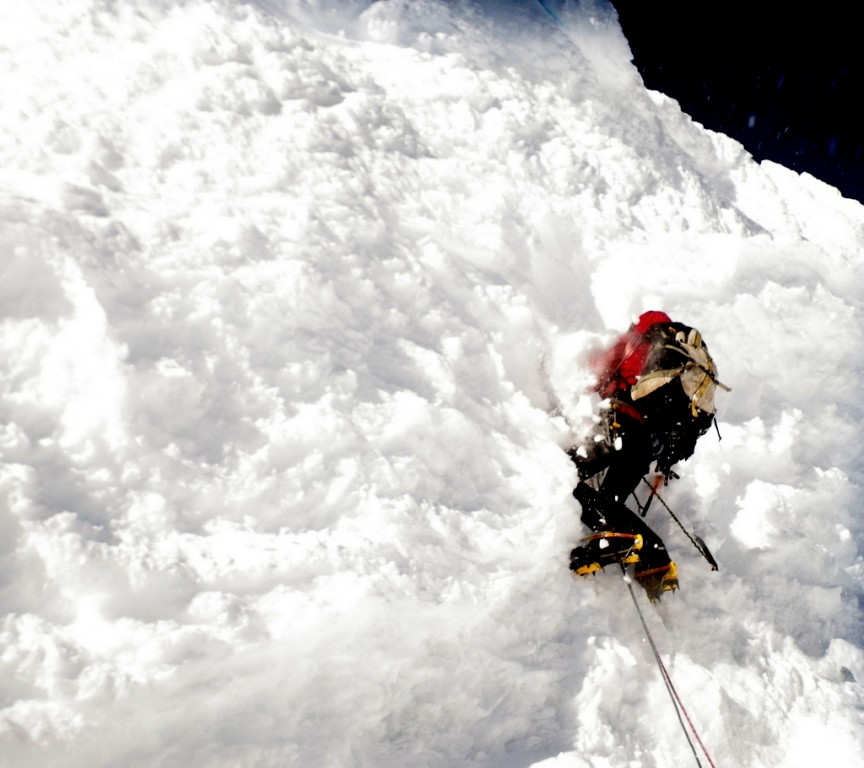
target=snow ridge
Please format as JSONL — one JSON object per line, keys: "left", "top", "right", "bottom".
{"left": 0, "top": 1, "right": 862, "bottom": 766}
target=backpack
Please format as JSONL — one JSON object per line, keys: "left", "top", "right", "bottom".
{"left": 627, "top": 321, "right": 730, "bottom": 471}
{"left": 630, "top": 323, "right": 729, "bottom": 417}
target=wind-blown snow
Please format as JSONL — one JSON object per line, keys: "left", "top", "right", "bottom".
{"left": 1, "top": 0, "right": 862, "bottom": 766}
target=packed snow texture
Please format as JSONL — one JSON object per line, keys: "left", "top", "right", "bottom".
{"left": 1, "top": 0, "right": 862, "bottom": 766}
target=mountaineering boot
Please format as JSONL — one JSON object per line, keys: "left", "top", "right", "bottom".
{"left": 572, "top": 481, "right": 676, "bottom": 589}
{"left": 569, "top": 531, "right": 644, "bottom": 575}
{"left": 634, "top": 561, "right": 679, "bottom": 601}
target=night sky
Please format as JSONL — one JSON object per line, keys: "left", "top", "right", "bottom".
{"left": 609, "top": 1, "right": 864, "bottom": 205}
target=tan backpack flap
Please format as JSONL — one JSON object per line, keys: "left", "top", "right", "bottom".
{"left": 630, "top": 335, "right": 730, "bottom": 414}
{"left": 680, "top": 365, "right": 718, "bottom": 414}
{"left": 631, "top": 363, "right": 719, "bottom": 413}
{"left": 630, "top": 368, "right": 684, "bottom": 401}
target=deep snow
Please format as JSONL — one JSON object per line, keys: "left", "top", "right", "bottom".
{"left": 0, "top": 1, "right": 862, "bottom": 766}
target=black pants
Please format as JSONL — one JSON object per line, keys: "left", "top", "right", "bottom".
{"left": 572, "top": 413, "right": 670, "bottom": 572}
{"left": 571, "top": 410, "right": 653, "bottom": 502}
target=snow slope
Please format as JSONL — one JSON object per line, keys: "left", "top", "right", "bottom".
{"left": 0, "top": 0, "right": 862, "bottom": 766}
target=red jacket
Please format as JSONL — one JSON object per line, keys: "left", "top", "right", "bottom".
{"left": 591, "top": 311, "right": 672, "bottom": 399}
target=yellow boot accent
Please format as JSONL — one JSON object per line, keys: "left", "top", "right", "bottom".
{"left": 622, "top": 533, "right": 644, "bottom": 563}
{"left": 635, "top": 561, "right": 679, "bottom": 601}
{"left": 574, "top": 561, "right": 602, "bottom": 576}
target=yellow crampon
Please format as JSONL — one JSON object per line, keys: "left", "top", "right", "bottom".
{"left": 634, "top": 561, "right": 679, "bottom": 601}
{"left": 572, "top": 532, "right": 644, "bottom": 576}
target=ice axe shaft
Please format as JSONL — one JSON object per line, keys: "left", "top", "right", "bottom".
{"left": 640, "top": 477, "right": 719, "bottom": 571}
{"left": 640, "top": 474, "right": 664, "bottom": 517}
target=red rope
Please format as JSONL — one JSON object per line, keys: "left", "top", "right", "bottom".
{"left": 626, "top": 579, "right": 718, "bottom": 768}
{"left": 655, "top": 658, "right": 718, "bottom": 768}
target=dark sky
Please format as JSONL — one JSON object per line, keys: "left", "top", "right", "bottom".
{"left": 609, "top": 1, "right": 864, "bottom": 205}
